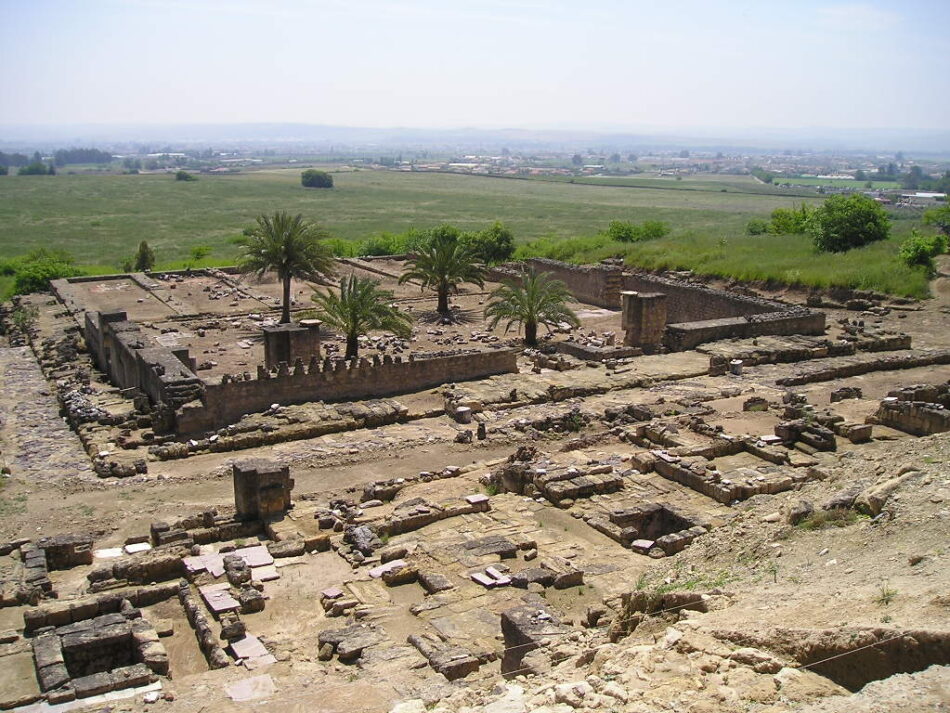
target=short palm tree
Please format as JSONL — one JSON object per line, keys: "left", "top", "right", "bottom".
{"left": 484, "top": 270, "right": 580, "bottom": 346}
{"left": 311, "top": 275, "right": 413, "bottom": 359}
{"left": 238, "top": 212, "right": 336, "bottom": 324}
{"left": 399, "top": 225, "right": 485, "bottom": 316}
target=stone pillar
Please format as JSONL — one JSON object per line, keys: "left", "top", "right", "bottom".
{"left": 233, "top": 459, "right": 294, "bottom": 520}
{"left": 622, "top": 291, "right": 667, "bottom": 353}
{"left": 263, "top": 321, "right": 322, "bottom": 369}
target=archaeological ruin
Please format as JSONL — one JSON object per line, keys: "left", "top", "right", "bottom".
{"left": 1, "top": 254, "right": 949, "bottom": 712}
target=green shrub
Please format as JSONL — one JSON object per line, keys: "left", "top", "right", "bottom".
{"left": 324, "top": 238, "right": 360, "bottom": 257}
{"left": 769, "top": 203, "right": 811, "bottom": 234}
{"left": 360, "top": 232, "right": 408, "bottom": 256}
{"left": 746, "top": 219, "right": 770, "bottom": 235}
{"left": 604, "top": 219, "right": 671, "bottom": 243}
{"left": 899, "top": 230, "right": 948, "bottom": 274}
{"left": 133, "top": 241, "right": 155, "bottom": 271}
{"left": 175, "top": 170, "right": 197, "bottom": 182}
{"left": 461, "top": 221, "right": 515, "bottom": 264}
{"left": 639, "top": 220, "right": 671, "bottom": 240}
{"left": 301, "top": 169, "right": 333, "bottom": 188}
{"left": 18, "top": 162, "right": 51, "bottom": 176}
{"left": 11, "top": 249, "right": 83, "bottom": 294}
{"left": 808, "top": 194, "right": 890, "bottom": 252}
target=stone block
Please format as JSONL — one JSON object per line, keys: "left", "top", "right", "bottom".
{"left": 233, "top": 459, "right": 294, "bottom": 521}
{"left": 37, "top": 663, "right": 70, "bottom": 692}
{"left": 71, "top": 671, "right": 114, "bottom": 699}
{"left": 111, "top": 663, "right": 153, "bottom": 689}
{"left": 418, "top": 572, "right": 454, "bottom": 594}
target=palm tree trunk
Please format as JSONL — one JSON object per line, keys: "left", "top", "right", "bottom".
{"left": 525, "top": 320, "right": 538, "bottom": 346}
{"left": 345, "top": 332, "right": 359, "bottom": 359}
{"left": 281, "top": 275, "right": 292, "bottom": 324}
{"left": 437, "top": 285, "right": 449, "bottom": 315}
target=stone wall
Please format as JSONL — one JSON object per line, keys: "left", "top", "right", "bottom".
{"left": 872, "top": 397, "right": 950, "bottom": 436}
{"left": 83, "top": 310, "right": 204, "bottom": 410}
{"left": 664, "top": 311, "right": 827, "bottom": 351}
{"left": 176, "top": 348, "right": 519, "bottom": 433}
{"left": 622, "top": 271, "right": 786, "bottom": 322}
{"left": 508, "top": 260, "right": 825, "bottom": 350}
{"left": 524, "top": 258, "right": 623, "bottom": 309}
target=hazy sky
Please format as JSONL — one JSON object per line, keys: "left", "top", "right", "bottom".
{"left": 2, "top": 0, "right": 948, "bottom": 131}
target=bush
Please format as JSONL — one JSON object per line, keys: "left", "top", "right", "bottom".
{"left": 0, "top": 165, "right": 8, "bottom": 176}
{"left": 133, "top": 241, "right": 155, "bottom": 271}
{"left": 360, "top": 232, "right": 407, "bottom": 256}
{"left": 175, "top": 170, "right": 197, "bottom": 182}
{"left": 324, "top": 238, "right": 359, "bottom": 257}
{"left": 768, "top": 203, "right": 811, "bottom": 234}
{"left": 18, "top": 162, "right": 50, "bottom": 176}
{"left": 461, "top": 221, "right": 515, "bottom": 264}
{"left": 808, "top": 193, "right": 890, "bottom": 253}
{"left": 746, "top": 219, "right": 770, "bottom": 235}
{"left": 923, "top": 203, "right": 950, "bottom": 237}
{"left": 605, "top": 220, "right": 640, "bottom": 242}
{"left": 899, "top": 230, "right": 948, "bottom": 274}
{"left": 604, "top": 219, "right": 671, "bottom": 243}
{"left": 11, "top": 249, "right": 83, "bottom": 294}
{"left": 301, "top": 169, "right": 333, "bottom": 188}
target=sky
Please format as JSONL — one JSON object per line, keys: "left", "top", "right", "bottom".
{"left": 1, "top": 0, "right": 949, "bottom": 132}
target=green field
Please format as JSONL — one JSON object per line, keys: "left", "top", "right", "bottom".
{"left": 777, "top": 176, "right": 901, "bottom": 189}
{"left": 530, "top": 173, "right": 813, "bottom": 196}
{"left": 0, "top": 168, "right": 932, "bottom": 298}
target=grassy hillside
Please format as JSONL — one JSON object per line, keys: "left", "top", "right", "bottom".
{"left": 0, "top": 169, "right": 932, "bottom": 297}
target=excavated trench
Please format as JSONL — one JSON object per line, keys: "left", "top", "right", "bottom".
{"left": 714, "top": 626, "right": 950, "bottom": 692}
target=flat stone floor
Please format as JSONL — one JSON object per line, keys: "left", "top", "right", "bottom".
{"left": 0, "top": 346, "right": 92, "bottom": 482}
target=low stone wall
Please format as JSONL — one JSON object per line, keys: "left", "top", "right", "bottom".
{"left": 665, "top": 311, "right": 827, "bottom": 351}
{"left": 777, "top": 350, "right": 950, "bottom": 386}
{"left": 872, "top": 398, "right": 950, "bottom": 436}
{"left": 176, "top": 348, "right": 519, "bottom": 433}
{"left": 622, "top": 271, "right": 786, "bottom": 323}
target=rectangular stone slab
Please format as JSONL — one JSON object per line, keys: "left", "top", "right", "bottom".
{"left": 124, "top": 542, "right": 152, "bottom": 555}
{"left": 225, "top": 674, "right": 276, "bottom": 702}
{"left": 199, "top": 585, "right": 240, "bottom": 614}
{"left": 251, "top": 565, "right": 280, "bottom": 582}
{"left": 235, "top": 546, "right": 274, "bottom": 568}
{"left": 470, "top": 572, "right": 495, "bottom": 588}
{"left": 230, "top": 634, "right": 269, "bottom": 660}
{"left": 368, "top": 559, "right": 406, "bottom": 578}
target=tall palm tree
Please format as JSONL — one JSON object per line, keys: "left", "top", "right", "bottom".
{"left": 238, "top": 212, "right": 336, "bottom": 324}
{"left": 484, "top": 270, "right": 580, "bottom": 346}
{"left": 311, "top": 275, "right": 413, "bottom": 359}
{"left": 399, "top": 225, "right": 485, "bottom": 317}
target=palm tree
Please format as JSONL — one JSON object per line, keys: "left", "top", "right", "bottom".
{"left": 238, "top": 212, "right": 336, "bottom": 324}
{"left": 484, "top": 270, "right": 580, "bottom": 346}
{"left": 311, "top": 275, "right": 413, "bottom": 359}
{"left": 399, "top": 225, "right": 485, "bottom": 317}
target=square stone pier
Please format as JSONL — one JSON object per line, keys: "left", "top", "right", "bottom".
{"left": 622, "top": 291, "right": 667, "bottom": 354}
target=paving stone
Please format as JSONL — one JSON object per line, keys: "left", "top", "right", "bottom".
{"left": 225, "top": 674, "right": 276, "bottom": 702}
{"left": 230, "top": 634, "right": 269, "bottom": 660}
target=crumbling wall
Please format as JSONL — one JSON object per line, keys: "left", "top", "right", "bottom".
{"left": 516, "top": 260, "right": 824, "bottom": 349}
{"left": 622, "top": 271, "right": 785, "bottom": 323}
{"left": 176, "top": 348, "right": 519, "bottom": 433}
{"left": 83, "top": 310, "right": 204, "bottom": 409}
{"left": 873, "top": 398, "right": 950, "bottom": 436}
{"left": 665, "top": 311, "right": 827, "bottom": 351}
{"left": 525, "top": 258, "right": 623, "bottom": 308}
